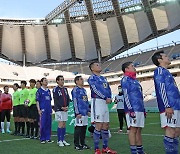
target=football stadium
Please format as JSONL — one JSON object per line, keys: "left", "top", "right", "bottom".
{"left": 0, "top": 0, "right": 180, "bottom": 153}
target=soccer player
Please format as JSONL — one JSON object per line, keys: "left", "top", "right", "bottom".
{"left": 152, "top": 51, "right": 180, "bottom": 154}
{"left": 72, "top": 76, "right": 90, "bottom": 150}
{"left": 114, "top": 85, "right": 128, "bottom": 133}
{"left": 36, "top": 77, "right": 53, "bottom": 144}
{"left": 27, "top": 79, "right": 38, "bottom": 139}
{"left": 1, "top": 86, "right": 12, "bottom": 133}
{"left": 53, "top": 75, "right": 70, "bottom": 147}
{"left": 12, "top": 83, "right": 20, "bottom": 135}
{"left": 88, "top": 62, "right": 117, "bottom": 154}
{"left": 121, "top": 62, "right": 145, "bottom": 154}
{"left": 19, "top": 81, "right": 29, "bottom": 136}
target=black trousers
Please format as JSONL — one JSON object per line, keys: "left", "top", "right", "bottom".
{"left": 74, "top": 126, "right": 87, "bottom": 146}
{"left": 117, "top": 109, "right": 127, "bottom": 130}
{"left": 1, "top": 110, "right": 11, "bottom": 122}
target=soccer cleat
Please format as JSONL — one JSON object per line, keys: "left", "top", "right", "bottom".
{"left": 34, "top": 136, "right": 39, "bottom": 140}
{"left": 1, "top": 129, "right": 5, "bottom": 134}
{"left": 46, "top": 140, "right": 54, "bottom": 143}
{"left": 74, "top": 145, "right": 83, "bottom": 151}
{"left": 102, "top": 147, "right": 117, "bottom": 154}
{"left": 30, "top": 136, "right": 34, "bottom": 139}
{"left": 118, "top": 129, "right": 123, "bottom": 133}
{"left": 41, "top": 140, "right": 46, "bottom": 144}
{"left": 63, "top": 140, "right": 70, "bottom": 146}
{"left": 58, "top": 141, "right": 64, "bottom": 147}
{"left": 6, "top": 130, "right": 11, "bottom": 133}
{"left": 82, "top": 144, "right": 90, "bottom": 149}
{"left": 95, "top": 149, "right": 102, "bottom": 154}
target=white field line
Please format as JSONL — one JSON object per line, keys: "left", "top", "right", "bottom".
{"left": 111, "top": 132, "right": 164, "bottom": 137}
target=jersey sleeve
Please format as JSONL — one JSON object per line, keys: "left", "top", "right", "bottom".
{"left": 88, "top": 76, "right": 107, "bottom": 100}
{"left": 121, "top": 78, "right": 133, "bottom": 111}
{"left": 155, "top": 69, "right": 171, "bottom": 108}
{"left": 36, "top": 89, "right": 41, "bottom": 102}
{"left": 71, "top": 88, "right": 79, "bottom": 115}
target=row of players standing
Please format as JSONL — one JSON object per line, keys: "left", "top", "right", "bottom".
{"left": 0, "top": 80, "right": 41, "bottom": 138}
{"left": 0, "top": 50, "right": 179, "bottom": 154}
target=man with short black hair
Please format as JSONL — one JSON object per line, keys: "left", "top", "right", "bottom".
{"left": 1, "top": 86, "right": 12, "bottom": 134}
{"left": 152, "top": 51, "right": 180, "bottom": 154}
{"left": 12, "top": 83, "right": 20, "bottom": 135}
{"left": 88, "top": 62, "right": 117, "bottom": 154}
{"left": 36, "top": 78, "right": 53, "bottom": 144}
{"left": 72, "top": 76, "right": 90, "bottom": 150}
{"left": 53, "top": 75, "right": 70, "bottom": 147}
{"left": 121, "top": 62, "right": 145, "bottom": 154}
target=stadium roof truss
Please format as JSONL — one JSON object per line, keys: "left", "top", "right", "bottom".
{"left": 0, "top": 0, "right": 180, "bottom": 65}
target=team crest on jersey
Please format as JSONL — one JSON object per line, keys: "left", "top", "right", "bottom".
{"left": 103, "top": 83, "right": 108, "bottom": 88}
{"left": 83, "top": 96, "right": 88, "bottom": 101}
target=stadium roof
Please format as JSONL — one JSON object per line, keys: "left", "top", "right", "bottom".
{"left": 0, "top": 0, "right": 180, "bottom": 65}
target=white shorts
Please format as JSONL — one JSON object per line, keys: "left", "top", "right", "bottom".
{"left": 126, "top": 112, "right": 145, "bottom": 128}
{"left": 55, "top": 111, "right": 68, "bottom": 122}
{"left": 91, "top": 98, "right": 109, "bottom": 123}
{"left": 75, "top": 116, "right": 88, "bottom": 126}
{"left": 160, "top": 110, "right": 180, "bottom": 128}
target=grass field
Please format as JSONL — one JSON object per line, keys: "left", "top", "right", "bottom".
{"left": 0, "top": 113, "right": 179, "bottom": 154}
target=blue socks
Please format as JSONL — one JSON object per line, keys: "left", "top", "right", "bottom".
{"left": 137, "top": 145, "right": 144, "bottom": 154}
{"left": 173, "top": 137, "right": 179, "bottom": 154}
{"left": 163, "top": 136, "right": 175, "bottom": 154}
{"left": 93, "top": 129, "right": 101, "bottom": 150}
{"left": 57, "top": 127, "right": 61, "bottom": 142}
{"left": 57, "top": 127, "right": 66, "bottom": 142}
{"left": 130, "top": 145, "right": 137, "bottom": 154}
{"left": 101, "top": 129, "right": 109, "bottom": 149}
{"left": 62, "top": 128, "right": 66, "bottom": 141}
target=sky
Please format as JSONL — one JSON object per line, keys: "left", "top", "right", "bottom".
{"left": 0, "top": 0, "right": 179, "bottom": 62}
{"left": 0, "top": 0, "right": 64, "bottom": 19}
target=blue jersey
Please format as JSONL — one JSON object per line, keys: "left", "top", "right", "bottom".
{"left": 121, "top": 76, "right": 145, "bottom": 112}
{"left": 88, "top": 74, "right": 111, "bottom": 100}
{"left": 53, "top": 86, "right": 70, "bottom": 112}
{"left": 36, "top": 87, "right": 52, "bottom": 113}
{"left": 71, "top": 86, "right": 90, "bottom": 116}
{"left": 153, "top": 67, "right": 180, "bottom": 112}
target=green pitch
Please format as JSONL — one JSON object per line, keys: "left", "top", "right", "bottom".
{"left": 0, "top": 113, "right": 179, "bottom": 154}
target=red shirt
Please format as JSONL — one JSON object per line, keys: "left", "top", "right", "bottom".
{"left": 1, "top": 93, "right": 12, "bottom": 110}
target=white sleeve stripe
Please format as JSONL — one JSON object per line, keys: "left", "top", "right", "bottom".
{"left": 73, "top": 98, "right": 79, "bottom": 114}
{"left": 160, "top": 83, "right": 169, "bottom": 107}
{"left": 123, "top": 89, "right": 132, "bottom": 110}
{"left": 91, "top": 85, "right": 105, "bottom": 98}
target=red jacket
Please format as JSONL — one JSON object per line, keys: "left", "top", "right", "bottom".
{"left": 1, "top": 93, "right": 12, "bottom": 110}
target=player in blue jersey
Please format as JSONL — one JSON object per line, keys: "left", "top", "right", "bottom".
{"left": 152, "top": 51, "right": 180, "bottom": 154}
{"left": 53, "top": 75, "right": 70, "bottom": 147}
{"left": 88, "top": 62, "right": 117, "bottom": 154}
{"left": 72, "top": 76, "right": 91, "bottom": 151}
{"left": 36, "top": 78, "right": 54, "bottom": 144}
{"left": 121, "top": 62, "right": 146, "bottom": 154}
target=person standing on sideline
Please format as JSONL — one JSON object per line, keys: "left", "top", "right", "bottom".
{"left": 152, "top": 51, "right": 180, "bottom": 154}
{"left": 72, "top": 76, "right": 91, "bottom": 151}
{"left": 114, "top": 85, "right": 128, "bottom": 133}
{"left": 121, "top": 62, "right": 146, "bottom": 154}
{"left": 1, "top": 86, "right": 12, "bottom": 134}
{"left": 19, "top": 81, "right": 29, "bottom": 136}
{"left": 88, "top": 62, "right": 117, "bottom": 154}
{"left": 36, "top": 78, "right": 53, "bottom": 144}
{"left": 0, "top": 90, "right": 2, "bottom": 131}
{"left": 27, "top": 79, "right": 38, "bottom": 139}
{"left": 12, "top": 83, "right": 20, "bottom": 135}
{"left": 53, "top": 75, "right": 70, "bottom": 147}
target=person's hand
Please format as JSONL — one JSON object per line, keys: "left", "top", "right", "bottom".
{"left": 38, "top": 110, "right": 42, "bottom": 116}
{"left": 165, "top": 108, "right": 174, "bottom": 119}
{"left": 106, "top": 98, "right": 112, "bottom": 104}
{"left": 129, "top": 109, "right": 136, "bottom": 118}
{"left": 76, "top": 114, "right": 82, "bottom": 119}
{"left": 144, "top": 109, "right": 147, "bottom": 118}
